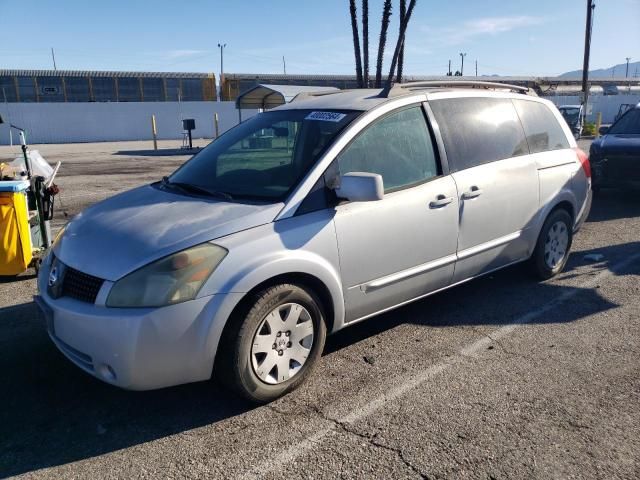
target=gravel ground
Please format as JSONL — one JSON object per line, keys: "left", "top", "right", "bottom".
{"left": 1, "top": 139, "right": 639, "bottom": 479}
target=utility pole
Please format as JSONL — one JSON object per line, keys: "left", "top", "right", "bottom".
{"left": 581, "top": 0, "right": 595, "bottom": 124}
{"left": 625, "top": 57, "right": 631, "bottom": 77}
{"left": 475, "top": 59, "right": 478, "bottom": 77}
{"left": 217, "top": 43, "right": 226, "bottom": 101}
{"left": 51, "top": 48, "right": 57, "bottom": 71}
{"left": 282, "top": 56, "right": 287, "bottom": 75}
{"left": 448, "top": 59, "right": 451, "bottom": 76}
{"left": 459, "top": 52, "right": 466, "bottom": 76}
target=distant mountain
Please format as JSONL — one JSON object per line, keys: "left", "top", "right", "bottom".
{"left": 559, "top": 61, "right": 640, "bottom": 79}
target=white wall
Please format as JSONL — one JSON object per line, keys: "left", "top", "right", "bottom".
{"left": 547, "top": 94, "right": 640, "bottom": 123}
{"left": 0, "top": 101, "right": 259, "bottom": 145}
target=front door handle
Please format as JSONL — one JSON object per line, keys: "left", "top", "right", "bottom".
{"left": 462, "top": 186, "right": 483, "bottom": 200}
{"left": 429, "top": 195, "right": 454, "bottom": 209}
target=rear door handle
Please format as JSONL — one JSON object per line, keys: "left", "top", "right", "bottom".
{"left": 429, "top": 195, "right": 454, "bottom": 209}
{"left": 462, "top": 186, "right": 483, "bottom": 200}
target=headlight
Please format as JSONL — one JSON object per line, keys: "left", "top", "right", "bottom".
{"left": 106, "top": 243, "right": 227, "bottom": 308}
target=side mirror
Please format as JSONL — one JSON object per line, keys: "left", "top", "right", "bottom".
{"left": 598, "top": 125, "right": 609, "bottom": 135}
{"left": 334, "top": 172, "right": 384, "bottom": 202}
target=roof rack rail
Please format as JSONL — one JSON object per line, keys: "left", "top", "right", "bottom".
{"left": 381, "top": 80, "right": 535, "bottom": 98}
{"left": 291, "top": 89, "right": 343, "bottom": 102}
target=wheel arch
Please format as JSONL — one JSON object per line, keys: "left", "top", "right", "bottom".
{"left": 210, "top": 271, "right": 339, "bottom": 380}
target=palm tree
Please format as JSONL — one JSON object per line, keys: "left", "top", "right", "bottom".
{"left": 362, "top": 0, "right": 369, "bottom": 87}
{"left": 349, "top": 0, "right": 364, "bottom": 88}
{"left": 375, "top": 0, "right": 393, "bottom": 88}
{"left": 386, "top": 0, "right": 417, "bottom": 90}
{"left": 396, "top": 0, "right": 406, "bottom": 82}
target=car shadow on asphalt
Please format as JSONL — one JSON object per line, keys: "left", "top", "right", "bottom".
{"left": 325, "top": 239, "right": 638, "bottom": 354}
{"left": 2, "top": 240, "right": 638, "bottom": 477}
{"left": 586, "top": 189, "right": 640, "bottom": 223}
{"left": 0, "top": 301, "right": 256, "bottom": 476}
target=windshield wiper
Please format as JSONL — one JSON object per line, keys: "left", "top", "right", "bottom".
{"left": 161, "top": 177, "right": 234, "bottom": 201}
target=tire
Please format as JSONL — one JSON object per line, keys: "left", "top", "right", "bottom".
{"left": 217, "top": 283, "right": 327, "bottom": 403}
{"left": 530, "top": 209, "right": 573, "bottom": 280}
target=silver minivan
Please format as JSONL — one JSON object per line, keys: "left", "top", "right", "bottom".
{"left": 36, "top": 82, "right": 592, "bottom": 402}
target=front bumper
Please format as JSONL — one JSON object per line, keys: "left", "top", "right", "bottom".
{"left": 36, "top": 258, "right": 244, "bottom": 390}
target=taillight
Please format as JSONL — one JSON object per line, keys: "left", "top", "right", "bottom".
{"left": 574, "top": 147, "right": 591, "bottom": 178}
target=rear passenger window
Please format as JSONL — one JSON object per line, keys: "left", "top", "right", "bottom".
{"left": 337, "top": 106, "right": 439, "bottom": 192}
{"left": 513, "top": 99, "right": 570, "bottom": 153}
{"left": 430, "top": 98, "right": 528, "bottom": 171}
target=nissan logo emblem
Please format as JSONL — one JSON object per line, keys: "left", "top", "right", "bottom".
{"left": 48, "top": 267, "right": 59, "bottom": 287}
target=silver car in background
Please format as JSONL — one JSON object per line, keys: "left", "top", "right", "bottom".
{"left": 36, "top": 81, "right": 592, "bottom": 402}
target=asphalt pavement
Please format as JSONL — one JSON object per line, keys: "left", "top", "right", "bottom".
{"left": 0, "top": 139, "right": 639, "bottom": 479}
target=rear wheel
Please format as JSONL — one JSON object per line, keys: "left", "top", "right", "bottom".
{"left": 218, "top": 283, "right": 327, "bottom": 403}
{"left": 531, "top": 209, "right": 573, "bottom": 280}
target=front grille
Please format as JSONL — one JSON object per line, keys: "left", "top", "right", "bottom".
{"left": 61, "top": 265, "right": 104, "bottom": 304}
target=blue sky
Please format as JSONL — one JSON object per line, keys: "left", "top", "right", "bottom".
{"left": 0, "top": 0, "right": 638, "bottom": 77}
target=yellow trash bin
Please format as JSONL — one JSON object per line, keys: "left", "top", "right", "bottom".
{"left": 0, "top": 181, "right": 33, "bottom": 276}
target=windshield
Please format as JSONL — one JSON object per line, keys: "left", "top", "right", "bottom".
{"left": 609, "top": 108, "right": 640, "bottom": 135}
{"left": 560, "top": 108, "right": 580, "bottom": 124}
{"left": 169, "top": 109, "right": 359, "bottom": 201}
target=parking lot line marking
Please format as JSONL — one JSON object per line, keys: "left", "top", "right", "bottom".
{"left": 241, "top": 251, "right": 640, "bottom": 480}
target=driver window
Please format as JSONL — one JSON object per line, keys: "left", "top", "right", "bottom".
{"left": 337, "top": 106, "right": 439, "bottom": 192}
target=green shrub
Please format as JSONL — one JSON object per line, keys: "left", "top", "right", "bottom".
{"left": 583, "top": 122, "right": 596, "bottom": 136}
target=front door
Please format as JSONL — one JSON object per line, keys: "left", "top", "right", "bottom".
{"left": 331, "top": 105, "right": 460, "bottom": 322}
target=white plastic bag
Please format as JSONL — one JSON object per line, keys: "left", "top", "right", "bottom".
{"left": 9, "top": 150, "right": 54, "bottom": 180}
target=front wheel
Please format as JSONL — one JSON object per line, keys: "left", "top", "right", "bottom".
{"left": 217, "top": 283, "right": 327, "bottom": 403}
{"left": 530, "top": 209, "right": 573, "bottom": 280}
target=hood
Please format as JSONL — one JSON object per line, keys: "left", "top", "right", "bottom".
{"left": 595, "top": 134, "right": 640, "bottom": 155}
{"left": 54, "top": 184, "right": 283, "bottom": 281}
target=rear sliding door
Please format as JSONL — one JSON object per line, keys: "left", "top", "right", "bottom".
{"left": 429, "top": 97, "right": 539, "bottom": 282}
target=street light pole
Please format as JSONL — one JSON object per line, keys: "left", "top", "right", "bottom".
{"left": 459, "top": 52, "right": 466, "bottom": 76}
{"left": 625, "top": 57, "right": 631, "bottom": 78}
{"left": 218, "top": 43, "right": 226, "bottom": 101}
{"left": 580, "top": 0, "right": 595, "bottom": 123}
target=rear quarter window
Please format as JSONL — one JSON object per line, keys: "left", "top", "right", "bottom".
{"left": 430, "top": 97, "right": 528, "bottom": 172}
{"left": 513, "top": 99, "right": 570, "bottom": 153}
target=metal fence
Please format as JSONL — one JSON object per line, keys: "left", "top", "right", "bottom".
{"left": 0, "top": 70, "right": 217, "bottom": 103}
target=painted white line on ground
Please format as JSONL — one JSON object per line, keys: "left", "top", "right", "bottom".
{"left": 242, "top": 251, "right": 640, "bottom": 480}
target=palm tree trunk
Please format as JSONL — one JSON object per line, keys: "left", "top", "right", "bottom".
{"left": 397, "top": 0, "right": 406, "bottom": 83}
{"left": 386, "top": 0, "right": 417, "bottom": 90}
{"left": 349, "top": 0, "right": 364, "bottom": 88}
{"left": 362, "top": 0, "right": 369, "bottom": 87}
{"left": 375, "top": 0, "right": 393, "bottom": 88}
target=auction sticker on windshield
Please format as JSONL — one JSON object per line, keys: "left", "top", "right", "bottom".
{"left": 305, "top": 111, "right": 347, "bottom": 122}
